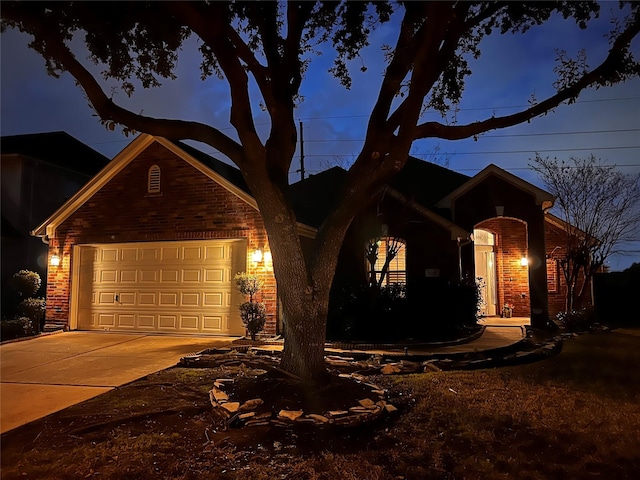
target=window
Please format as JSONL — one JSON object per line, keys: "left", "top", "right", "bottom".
{"left": 369, "top": 237, "right": 407, "bottom": 286}
{"left": 148, "top": 165, "right": 161, "bottom": 194}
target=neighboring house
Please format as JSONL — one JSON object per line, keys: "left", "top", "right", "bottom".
{"left": 33, "top": 133, "right": 576, "bottom": 335}
{"left": 1, "top": 132, "right": 110, "bottom": 319}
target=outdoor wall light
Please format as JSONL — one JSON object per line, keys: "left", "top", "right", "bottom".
{"left": 252, "top": 249, "right": 263, "bottom": 263}
{"left": 495, "top": 206, "right": 505, "bottom": 217}
{"left": 50, "top": 254, "right": 61, "bottom": 267}
{"left": 520, "top": 257, "right": 529, "bottom": 267}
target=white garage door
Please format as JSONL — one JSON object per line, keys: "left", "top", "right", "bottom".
{"left": 73, "top": 240, "right": 246, "bottom": 335}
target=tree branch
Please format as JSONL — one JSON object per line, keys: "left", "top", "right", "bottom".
{"left": 6, "top": 7, "right": 244, "bottom": 162}
{"left": 415, "top": 10, "right": 640, "bottom": 141}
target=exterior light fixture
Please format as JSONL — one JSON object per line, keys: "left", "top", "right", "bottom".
{"left": 495, "top": 206, "right": 504, "bottom": 217}
{"left": 520, "top": 257, "right": 529, "bottom": 267}
{"left": 50, "top": 254, "right": 61, "bottom": 267}
{"left": 252, "top": 249, "right": 263, "bottom": 263}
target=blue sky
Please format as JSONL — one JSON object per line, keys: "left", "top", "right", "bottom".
{"left": 1, "top": 4, "right": 639, "bottom": 270}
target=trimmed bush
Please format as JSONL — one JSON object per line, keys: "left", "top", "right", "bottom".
{"left": 12, "top": 270, "right": 41, "bottom": 297}
{"left": 234, "top": 272, "right": 266, "bottom": 340}
{"left": 19, "top": 297, "right": 46, "bottom": 331}
{"left": 1, "top": 317, "right": 36, "bottom": 341}
{"left": 555, "top": 307, "right": 598, "bottom": 332}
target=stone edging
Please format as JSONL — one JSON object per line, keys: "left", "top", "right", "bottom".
{"left": 209, "top": 371, "right": 397, "bottom": 429}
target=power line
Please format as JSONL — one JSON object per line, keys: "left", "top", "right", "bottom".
{"left": 302, "top": 128, "right": 640, "bottom": 143}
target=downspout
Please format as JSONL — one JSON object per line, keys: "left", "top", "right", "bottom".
{"left": 457, "top": 234, "right": 474, "bottom": 282}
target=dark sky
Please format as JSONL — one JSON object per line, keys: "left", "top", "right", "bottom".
{"left": 1, "top": 5, "right": 639, "bottom": 270}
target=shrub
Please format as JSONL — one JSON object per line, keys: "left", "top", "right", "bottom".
{"left": 234, "top": 272, "right": 266, "bottom": 340}
{"left": 12, "top": 270, "right": 41, "bottom": 297}
{"left": 1, "top": 317, "right": 36, "bottom": 341}
{"left": 19, "top": 297, "right": 46, "bottom": 330}
{"left": 239, "top": 301, "right": 267, "bottom": 341}
{"left": 234, "top": 273, "right": 264, "bottom": 300}
{"left": 555, "top": 307, "right": 598, "bottom": 332}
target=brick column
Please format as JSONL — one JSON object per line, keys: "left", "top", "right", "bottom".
{"left": 527, "top": 209, "right": 550, "bottom": 328}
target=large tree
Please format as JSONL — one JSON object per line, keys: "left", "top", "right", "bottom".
{"left": 532, "top": 154, "right": 640, "bottom": 311}
{"left": 3, "top": 1, "right": 639, "bottom": 380}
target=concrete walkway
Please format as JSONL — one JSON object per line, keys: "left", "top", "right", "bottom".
{"left": 1, "top": 324, "right": 525, "bottom": 434}
{"left": 0, "top": 332, "right": 234, "bottom": 433}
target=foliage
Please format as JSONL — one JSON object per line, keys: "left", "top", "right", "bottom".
{"left": 11, "top": 270, "right": 41, "bottom": 297}
{"left": 555, "top": 307, "right": 598, "bottom": 332}
{"left": 239, "top": 301, "right": 267, "bottom": 341}
{"left": 234, "top": 272, "right": 264, "bottom": 302}
{"left": 3, "top": 1, "right": 639, "bottom": 378}
{"left": 329, "top": 279, "right": 481, "bottom": 343}
{"left": 18, "top": 297, "right": 46, "bottom": 329}
{"left": 1, "top": 317, "right": 36, "bottom": 341}
{"left": 234, "top": 272, "right": 266, "bottom": 340}
{"left": 532, "top": 154, "right": 640, "bottom": 311}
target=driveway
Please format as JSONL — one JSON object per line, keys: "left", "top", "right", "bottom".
{"left": 0, "top": 332, "right": 234, "bottom": 433}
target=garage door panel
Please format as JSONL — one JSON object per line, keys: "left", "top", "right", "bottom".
{"left": 101, "top": 249, "right": 118, "bottom": 262}
{"left": 138, "top": 293, "right": 156, "bottom": 306}
{"left": 203, "top": 315, "right": 223, "bottom": 331}
{"left": 120, "top": 270, "right": 137, "bottom": 283}
{"left": 121, "top": 248, "right": 138, "bottom": 262}
{"left": 159, "top": 292, "right": 178, "bottom": 306}
{"left": 117, "top": 314, "right": 135, "bottom": 328}
{"left": 205, "top": 269, "right": 225, "bottom": 282}
{"left": 138, "top": 315, "right": 156, "bottom": 328}
{"left": 181, "top": 292, "right": 200, "bottom": 306}
{"left": 100, "top": 270, "right": 117, "bottom": 283}
{"left": 98, "top": 314, "right": 115, "bottom": 326}
{"left": 182, "top": 269, "right": 201, "bottom": 282}
{"left": 159, "top": 315, "right": 177, "bottom": 329}
{"left": 140, "top": 270, "right": 157, "bottom": 282}
{"left": 161, "top": 247, "right": 180, "bottom": 261}
{"left": 119, "top": 292, "right": 136, "bottom": 305}
{"left": 75, "top": 240, "right": 246, "bottom": 334}
{"left": 180, "top": 316, "right": 199, "bottom": 330}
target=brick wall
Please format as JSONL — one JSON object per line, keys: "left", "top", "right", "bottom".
{"left": 474, "top": 216, "right": 588, "bottom": 319}
{"left": 46, "top": 141, "right": 278, "bottom": 334}
{"left": 476, "top": 218, "right": 530, "bottom": 317}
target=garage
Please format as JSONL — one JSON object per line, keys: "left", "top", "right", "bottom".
{"left": 71, "top": 239, "right": 247, "bottom": 335}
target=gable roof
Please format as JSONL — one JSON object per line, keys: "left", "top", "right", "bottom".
{"left": 31, "top": 134, "right": 259, "bottom": 238}
{"left": 32, "top": 134, "right": 318, "bottom": 239}
{"left": 288, "top": 159, "right": 471, "bottom": 239}
{"left": 1, "top": 131, "right": 109, "bottom": 176}
{"left": 436, "top": 163, "right": 555, "bottom": 210}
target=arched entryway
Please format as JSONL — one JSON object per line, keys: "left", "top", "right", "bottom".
{"left": 475, "top": 218, "right": 531, "bottom": 323}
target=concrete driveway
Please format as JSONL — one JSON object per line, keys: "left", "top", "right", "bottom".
{"left": 0, "top": 332, "right": 234, "bottom": 434}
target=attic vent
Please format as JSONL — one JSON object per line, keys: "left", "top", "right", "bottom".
{"left": 148, "top": 165, "right": 161, "bottom": 194}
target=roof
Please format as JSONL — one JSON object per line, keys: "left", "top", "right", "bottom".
{"left": 289, "top": 166, "right": 347, "bottom": 228}
{"left": 174, "top": 140, "right": 251, "bottom": 195}
{"left": 437, "top": 164, "right": 555, "bottom": 210}
{"left": 1, "top": 131, "right": 110, "bottom": 176}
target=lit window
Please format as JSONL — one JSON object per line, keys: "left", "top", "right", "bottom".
{"left": 370, "top": 237, "right": 407, "bottom": 286}
{"left": 148, "top": 165, "right": 161, "bottom": 194}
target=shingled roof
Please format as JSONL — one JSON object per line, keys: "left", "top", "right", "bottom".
{"left": 288, "top": 157, "right": 469, "bottom": 228}
{"left": 1, "top": 131, "right": 110, "bottom": 176}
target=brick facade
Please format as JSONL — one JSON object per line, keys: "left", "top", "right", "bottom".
{"left": 45, "top": 141, "right": 278, "bottom": 334}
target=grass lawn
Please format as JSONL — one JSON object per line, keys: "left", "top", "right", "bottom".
{"left": 1, "top": 328, "right": 639, "bottom": 479}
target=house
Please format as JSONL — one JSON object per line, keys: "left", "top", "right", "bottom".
{"left": 32, "top": 133, "right": 575, "bottom": 335}
{"left": 1, "top": 132, "right": 110, "bottom": 319}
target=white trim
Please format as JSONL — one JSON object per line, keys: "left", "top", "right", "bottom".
{"left": 436, "top": 164, "right": 555, "bottom": 210}
{"left": 69, "top": 244, "right": 82, "bottom": 330}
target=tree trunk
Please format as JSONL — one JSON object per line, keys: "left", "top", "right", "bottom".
{"left": 279, "top": 294, "right": 330, "bottom": 382}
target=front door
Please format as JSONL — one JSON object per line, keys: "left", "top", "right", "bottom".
{"left": 474, "top": 230, "right": 497, "bottom": 316}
